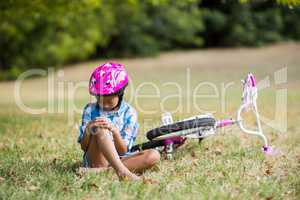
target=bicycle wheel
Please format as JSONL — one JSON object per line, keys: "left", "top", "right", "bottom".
{"left": 146, "top": 117, "right": 216, "bottom": 140}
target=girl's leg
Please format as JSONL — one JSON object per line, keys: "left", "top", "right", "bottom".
{"left": 86, "top": 133, "right": 109, "bottom": 168}
{"left": 86, "top": 127, "right": 140, "bottom": 180}
{"left": 121, "top": 149, "right": 160, "bottom": 173}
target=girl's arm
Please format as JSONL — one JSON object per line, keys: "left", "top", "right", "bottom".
{"left": 79, "top": 103, "right": 93, "bottom": 152}
{"left": 80, "top": 121, "right": 93, "bottom": 152}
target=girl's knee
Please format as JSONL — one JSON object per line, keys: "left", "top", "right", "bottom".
{"left": 92, "top": 127, "right": 112, "bottom": 141}
{"left": 93, "top": 127, "right": 108, "bottom": 135}
{"left": 145, "top": 149, "right": 160, "bottom": 166}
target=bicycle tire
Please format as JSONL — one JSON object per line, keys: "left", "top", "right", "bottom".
{"left": 146, "top": 117, "right": 216, "bottom": 140}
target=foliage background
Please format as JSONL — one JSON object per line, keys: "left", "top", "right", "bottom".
{"left": 0, "top": 0, "right": 300, "bottom": 80}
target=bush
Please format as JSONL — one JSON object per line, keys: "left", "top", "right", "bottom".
{"left": 103, "top": 0, "right": 204, "bottom": 57}
{"left": 0, "top": 0, "right": 299, "bottom": 80}
{"left": 0, "top": 0, "right": 114, "bottom": 71}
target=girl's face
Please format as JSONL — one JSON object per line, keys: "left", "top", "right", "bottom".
{"left": 97, "top": 95, "right": 119, "bottom": 111}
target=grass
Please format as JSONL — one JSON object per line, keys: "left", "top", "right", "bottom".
{"left": 0, "top": 43, "right": 299, "bottom": 199}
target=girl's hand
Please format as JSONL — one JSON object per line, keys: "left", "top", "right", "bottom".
{"left": 93, "top": 117, "right": 117, "bottom": 132}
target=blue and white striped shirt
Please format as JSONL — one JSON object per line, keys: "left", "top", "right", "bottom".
{"left": 78, "top": 101, "right": 139, "bottom": 151}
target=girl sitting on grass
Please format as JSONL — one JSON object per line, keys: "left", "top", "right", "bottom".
{"left": 78, "top": 62, "right": 160, "bottom": 180}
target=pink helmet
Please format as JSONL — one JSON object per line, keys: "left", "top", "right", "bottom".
{"left": 89, "top": 62, "right": 129, "bottom": 96}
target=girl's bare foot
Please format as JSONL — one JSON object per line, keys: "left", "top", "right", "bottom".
{"left": 117, "top": 170, "right": 141, "bottom": 181}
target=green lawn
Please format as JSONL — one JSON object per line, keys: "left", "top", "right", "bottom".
{"left": 0, "top": 43, "right": 299, "bottom": 199}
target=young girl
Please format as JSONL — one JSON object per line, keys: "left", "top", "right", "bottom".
{"left": 78, "top": 62, "right": 160, "bottom": 180}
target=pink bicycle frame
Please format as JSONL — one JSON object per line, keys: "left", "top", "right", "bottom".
{"left": 159, "top": 73, "right": 270, "bottom": 154}
{"left": 215, "top": 73, "right": 269, "bottom": 151}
